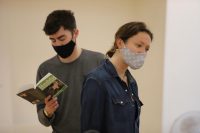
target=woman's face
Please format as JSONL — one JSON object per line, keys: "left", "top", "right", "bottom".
{"left": 124, "top": 32, "right": 151, "bottom": 53}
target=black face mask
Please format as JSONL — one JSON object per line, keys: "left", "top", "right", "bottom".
{"left": 53, "top": 40, "right": 76, "bottom": 58}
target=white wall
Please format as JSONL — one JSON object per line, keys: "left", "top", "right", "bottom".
{"left": 0, "top": 31, "right": 13, "bottom": 132}
{"left": 162, "top": 0, "right": 200, "bottom": 133}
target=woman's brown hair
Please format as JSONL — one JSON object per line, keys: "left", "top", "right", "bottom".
{"left": 106, "top": 22, "right": 153, "bottom": 57}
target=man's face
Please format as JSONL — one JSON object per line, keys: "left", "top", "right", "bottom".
{"left": 49, "top": 26, "right": 73, "bottom": 46}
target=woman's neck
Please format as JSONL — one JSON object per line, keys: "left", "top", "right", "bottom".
{"left": 109, "top": 52, "right": 128, "bottom": 79}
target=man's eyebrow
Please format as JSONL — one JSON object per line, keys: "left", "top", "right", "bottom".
{"left": 49, "top": 37, "right": 55, "bottom": 40}
{"left": 57, "top": 35, "right": 65, "bottom": 40}
{"left": 49, "top": 35, "right": 65, "bottom": 40}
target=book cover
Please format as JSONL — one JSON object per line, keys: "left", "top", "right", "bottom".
{"left": 17, "top": 73, "right": 67, "bottom": 104}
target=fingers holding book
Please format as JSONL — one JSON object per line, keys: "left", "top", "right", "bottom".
{"left": 44, "top": 95, "right": 59, "bottom": 118}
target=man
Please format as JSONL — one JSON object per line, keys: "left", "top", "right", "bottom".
{"left": 36, "top": 10, "right": 105, "bottom": 133}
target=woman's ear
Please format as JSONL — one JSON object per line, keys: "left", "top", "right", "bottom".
{"left": 116, "top": 38, "right": 125, "bottom": 49}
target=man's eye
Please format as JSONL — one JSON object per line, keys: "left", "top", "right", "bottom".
{"left": 59, "top": 37, "right": 66, "bottom": 41}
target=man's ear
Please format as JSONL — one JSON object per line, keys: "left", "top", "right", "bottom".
{"left": 73, "top": 29, "right": 79, "bottom": 38}
{"left": 116, "top": 38, "right": 125, "bottom": 49}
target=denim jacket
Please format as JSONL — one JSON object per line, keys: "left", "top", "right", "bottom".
{"left": 81, "top": 59, "right": 143, "bottom": 133}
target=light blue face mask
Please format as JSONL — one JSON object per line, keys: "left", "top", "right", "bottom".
{"left": 120, "top": 47, "right": 146, "bottom": 69}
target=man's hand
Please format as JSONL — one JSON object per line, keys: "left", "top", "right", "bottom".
{"left": 44, "top": 95, "right": 59, "bottom": 117}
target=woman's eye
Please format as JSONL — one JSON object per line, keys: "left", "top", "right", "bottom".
{"left": 136, "top": 44, "right": 142, "bottom": 47}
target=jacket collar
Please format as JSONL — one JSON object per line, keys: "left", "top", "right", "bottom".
{"left": 103, "top": 59, "right": 135, "bottom": 84}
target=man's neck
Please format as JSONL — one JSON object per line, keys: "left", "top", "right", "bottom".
{"left": 59, "top": 46, "right": 82, "bottom": 63}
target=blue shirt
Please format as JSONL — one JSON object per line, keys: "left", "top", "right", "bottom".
{"left": 81, "top": 59, "right": 143, "bottom": 133}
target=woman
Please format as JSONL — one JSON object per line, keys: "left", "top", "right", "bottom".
{"left": 81, "top": 22, "right": 153, "bottom": 133}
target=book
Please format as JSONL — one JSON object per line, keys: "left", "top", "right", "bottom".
{"left": 17, "top": 73, "right": 67, "bottom": 104}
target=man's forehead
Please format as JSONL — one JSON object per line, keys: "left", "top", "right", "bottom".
{"left": 49, "top": 30, "right": 72, "bottom": 39}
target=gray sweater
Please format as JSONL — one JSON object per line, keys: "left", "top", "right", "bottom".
{"left": 36, "top": 49, "right": 105, "bottom": 133}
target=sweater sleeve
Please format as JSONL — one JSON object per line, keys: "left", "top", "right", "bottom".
{"left": 81, "top": 77, "right": 106, "bottom": 133}
{"left": 37, "top": 103, "right": 55, "bottom": 126}
{"left": 36, "top": 66, "right": 55, "bottom": 126}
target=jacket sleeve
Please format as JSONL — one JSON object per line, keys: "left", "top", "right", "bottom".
{"left": 81, "top": 77, "right": 106, "bottom": 133}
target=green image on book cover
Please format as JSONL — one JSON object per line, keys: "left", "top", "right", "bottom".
{"left": 17, "top": 73, "right": 68, "bottom": 104}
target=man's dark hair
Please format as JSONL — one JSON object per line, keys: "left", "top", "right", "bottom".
{"left": 43, "top": 10, "right": 77, "bottom": 35}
